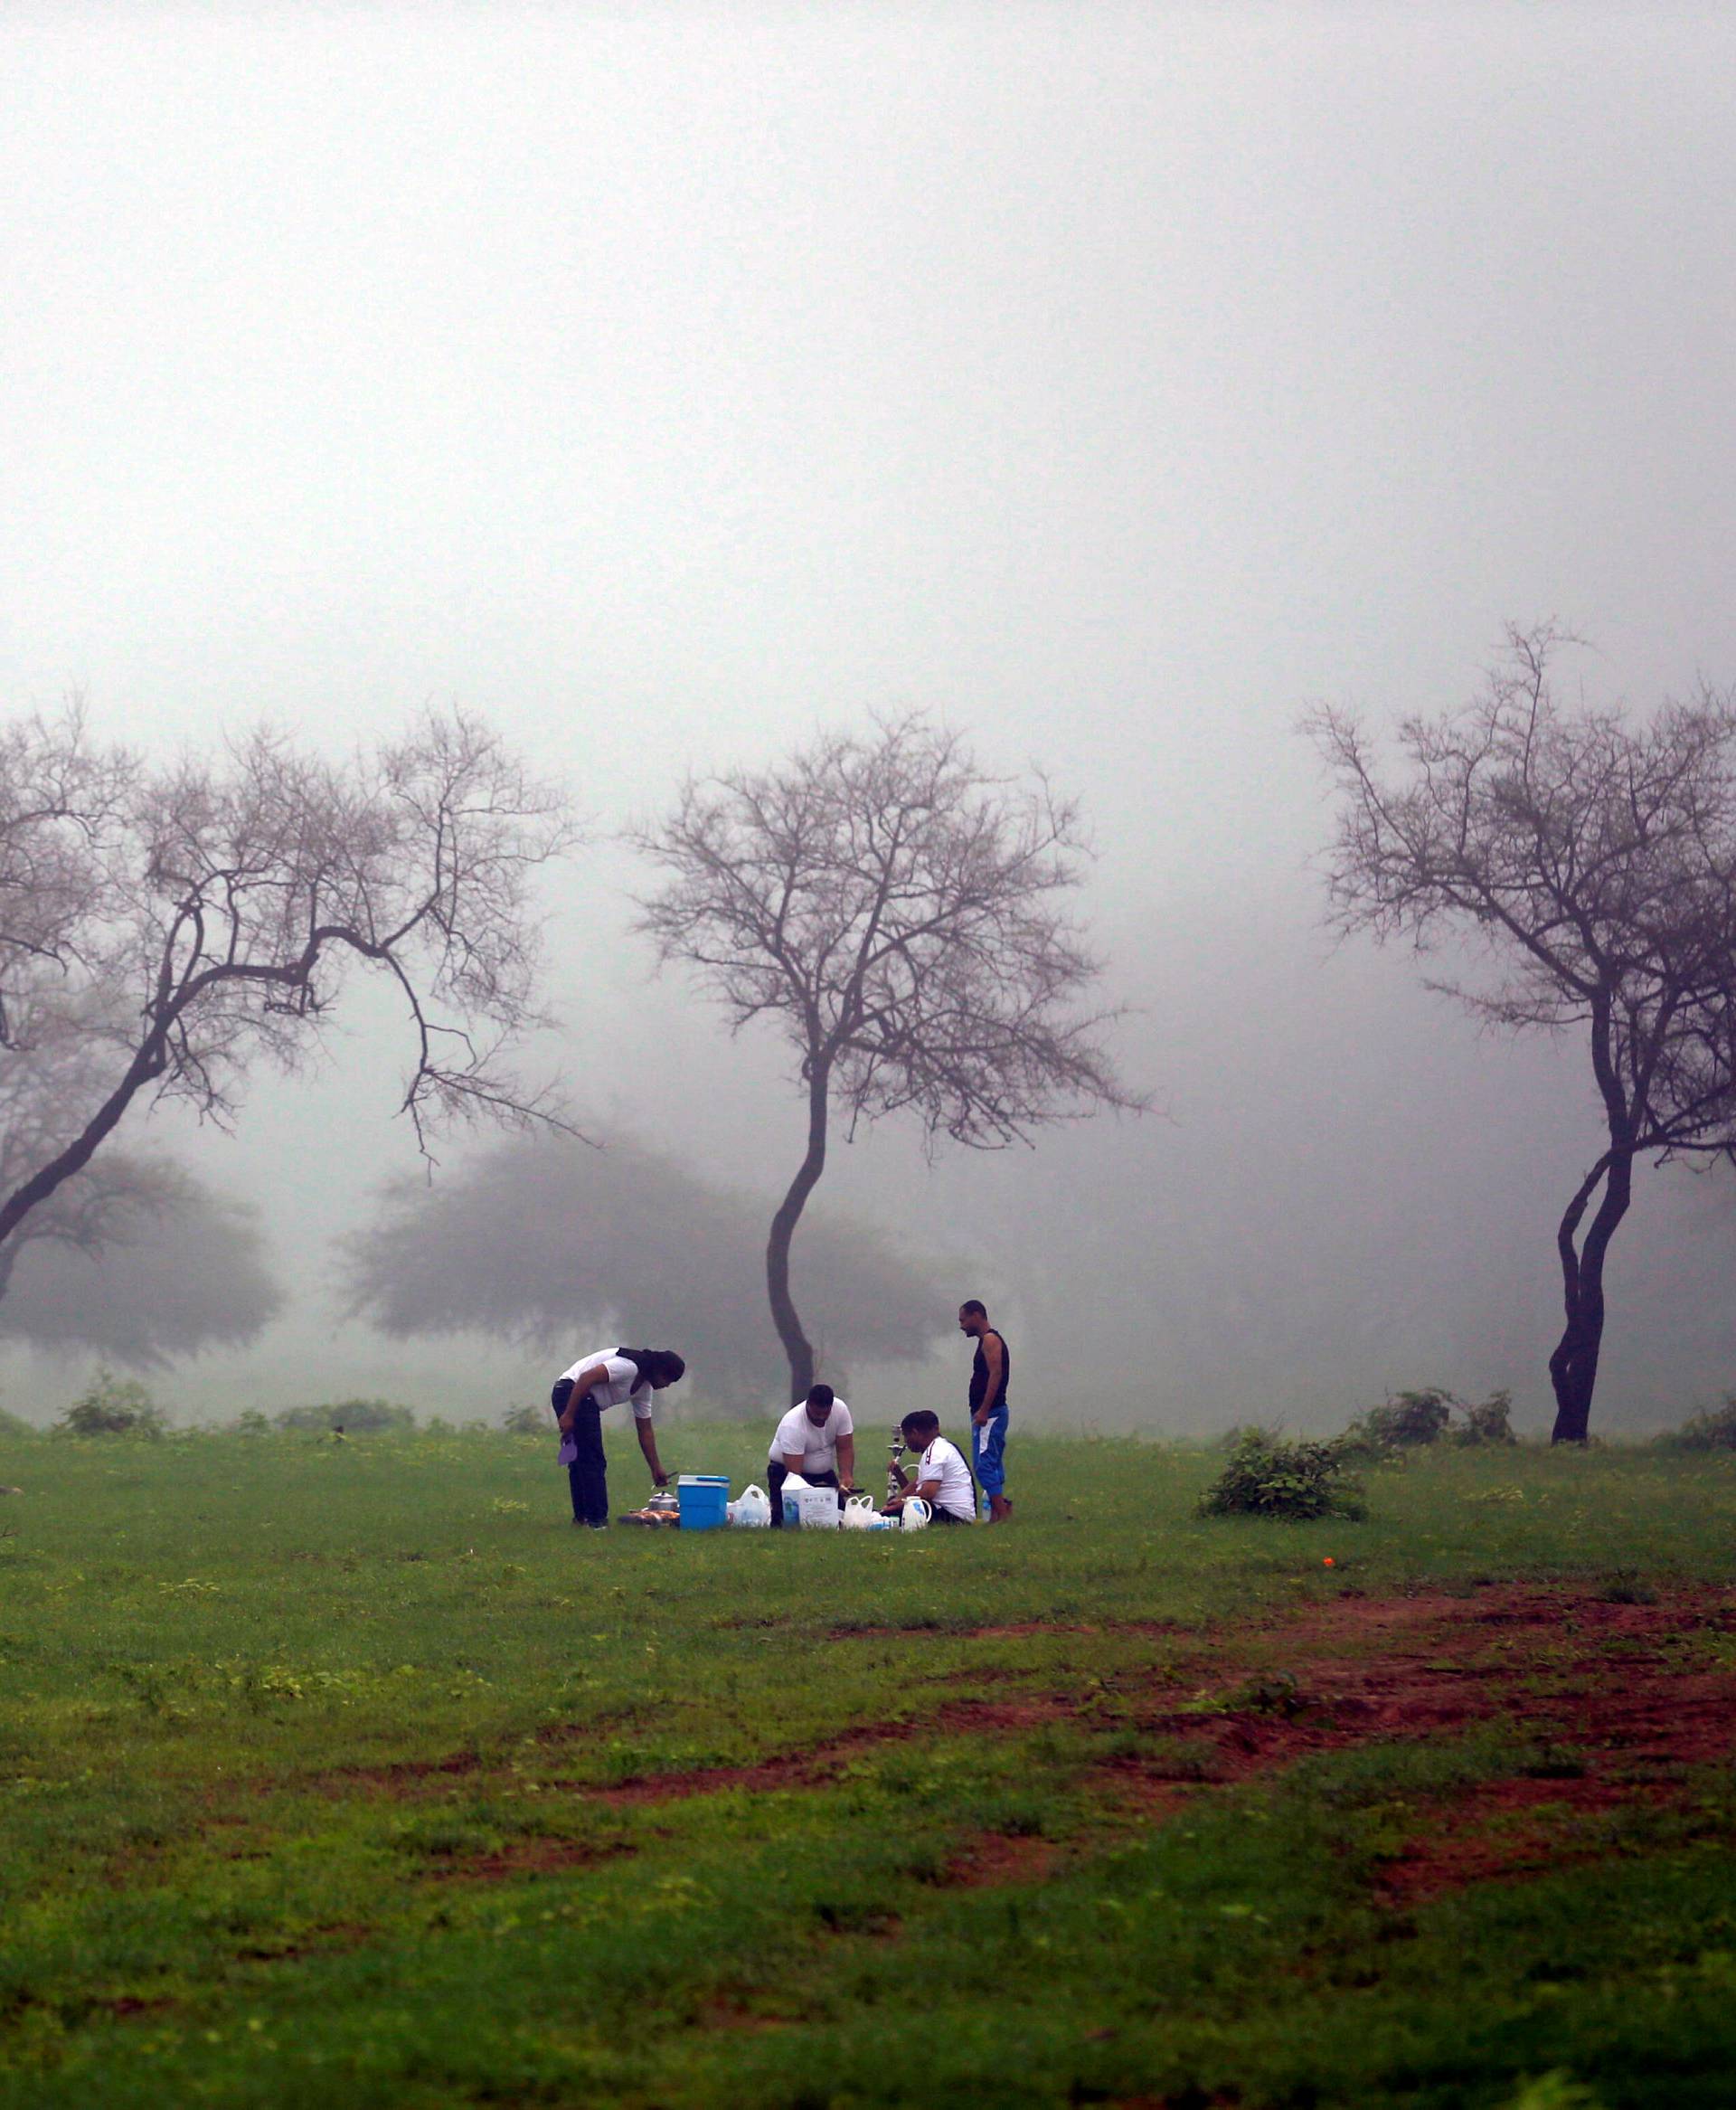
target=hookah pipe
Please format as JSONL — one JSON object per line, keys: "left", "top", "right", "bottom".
{"left": 885, "top": 1433, "right": 908, "bottom": 1506}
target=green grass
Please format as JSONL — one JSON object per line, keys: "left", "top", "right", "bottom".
{"left": 2, "top": 1426, "right": 1735, "bottom": 2107}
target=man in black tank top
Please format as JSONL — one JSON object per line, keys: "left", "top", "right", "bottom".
{"left": 959, "top": 1300, "right": 1012, "bottom": 1523}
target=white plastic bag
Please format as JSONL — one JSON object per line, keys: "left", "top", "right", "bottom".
{"left": 900, "top": 1496, "right": 931, "bottom": 1531}
{"left": 841, "top": 1495, "right": 879, "bottom": 1530}
{"left": 730, "top": 1482, "right": 771, "bottom": 1528}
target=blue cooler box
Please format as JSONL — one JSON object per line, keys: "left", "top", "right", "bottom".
{"left": 676, "top": 1474, "right": 730, "bottom": 1529}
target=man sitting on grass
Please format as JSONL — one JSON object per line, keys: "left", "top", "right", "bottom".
{"left": 883, "top": 1410, "right": 976, "bottom": 1525}
{"left": 767, "top": 1383, "right": 857, "bottom": 1528}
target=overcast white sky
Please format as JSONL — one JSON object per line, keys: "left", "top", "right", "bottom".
{"left": 5, "top": 4, "right": 1736, "bottom": 1433}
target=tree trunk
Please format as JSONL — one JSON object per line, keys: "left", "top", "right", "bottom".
{"left": 0, "top": 1038, "right": 167, "bottom": 1265}
{"left": 765, "top": 1063, "right": 830, "bottom": 1404}
{"left": 1549, "top": 1150, "right": 1632, "bottom": 1443}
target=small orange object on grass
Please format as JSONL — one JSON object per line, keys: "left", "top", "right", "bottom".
{"left": 1323, "top": 1556, "right": 1335, "bottom": 1566}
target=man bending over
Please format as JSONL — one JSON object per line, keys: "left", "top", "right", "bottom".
{"left": 883, "top": 1410, "right": 976, "bottom": 1525}
{"left": 767, "top": 1383, "right": 856, "bottom": 1528}
{"left": 552, "top": 1347, "right": 684, "bottom": 1529}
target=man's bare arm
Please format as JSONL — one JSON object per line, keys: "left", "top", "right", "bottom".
{"left": 973, "top": 1333, "right": 1005, "bottom": 1428}
{"left": 559, "top": 1362, "right": 609, "bottom": 1434}
{"left": 887, "top": 1474, "right": 941, "bottom": 1512}
{"left": 636, "top": 1413, "right": 669, "bottom": 1487}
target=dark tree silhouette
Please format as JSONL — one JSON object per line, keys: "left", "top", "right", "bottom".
{"left": 341, "top": 1131, "right": 950, "bottom": 1411}
{"left": 0, "top": 705, "right": 576, "bottom": 1280}
{"left": 1310, "top": 626, "right": 1736, "bottom": 1442}
{"left": 633, "top": 714, "right": 1143, "bottom": 1399}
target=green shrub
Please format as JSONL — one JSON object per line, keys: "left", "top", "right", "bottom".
{"left": 0, "top": 1405, "right": 38, "bottom": 1440}
{"left": 274, "top": 1398, "right": 416, "bottom": 1434}
{"left": 231, "top": 1410, "right": 274, "bottom": 1436}
{"left": 1343, "top": 1386, "right": 1518, "bottom": 1455}
{"left": 1196, "top": 1429, "right": 1366, "bottom": 1522}
{"left": 1453, "top": 1388, "right": 1518, "bottom": 1445}
{"left": 1655, "top": 1395, "right": 1736, "bottom": 1452}
{"left": 1350, "top": 1387, "right": 1453, "bottom": 1451}
{"left": 498, "top": 1402, "right": 548, "bottom": 1434}
{"left": 55, "top": 1369, "right": 168, "bottom": 1439}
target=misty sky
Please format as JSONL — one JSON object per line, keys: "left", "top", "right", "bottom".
{"left": 5, "top": 4, "right": 1736, "bottom": 1434}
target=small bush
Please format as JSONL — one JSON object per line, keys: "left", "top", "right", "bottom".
{"left": 1343, "top": 1386, "right": 1518, "bottom": 1455}
{"left": 1196, "top": 1430, "right": 1366, "bottom": 1522}
{"left": 499, "top": 1402, "right": 548, "bottom": 1434}
{"left": 1354, "top": 1387, "right": 1454, "bottom": 1450}
{"left": 0, "top": 1405, "right": 38, "bottom": 1441}
{"left": 274, "top": 1398, "right": 416, "bottom": 1435}
{"left": 55, "top": 1369, "right": 168, "bottom": 1439}
{"left": 1654, "top": 1395, "right": 1736, "bottom": 1452}
{"left": 231, "top": 1410, "right": 273, "bottom": 1436}
{"left": 1453, "top": 1389, "right": 1518, "bottom": 1445}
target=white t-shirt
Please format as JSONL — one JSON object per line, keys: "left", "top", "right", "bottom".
{"left": 557, "top": 1349, "right": 656, "bottom": 1422}
{"left": 916, "top": 1436, "right": 976, "bottom": 1521}
{"left": 769, "top": 1397, "right": 854, "bottom": 1475}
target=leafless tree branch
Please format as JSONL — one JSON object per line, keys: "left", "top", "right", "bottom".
{"left": 1307, "top": 624, "right": 1736, "bottom": 1442}
{"left": 632, "top": 712, "right": 1146, "bottom": 1397}
{"left": 0, "top": 705, "right": 580, "bottom": 1271}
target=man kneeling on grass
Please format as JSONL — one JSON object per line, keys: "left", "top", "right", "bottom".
{"left": 767, "top": 1383, "right": 857, "bottom": 1528}
{"left": 883, "top": 1410, "right": 977, "bottom": 1525}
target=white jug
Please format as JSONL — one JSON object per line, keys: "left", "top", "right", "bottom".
{"left": 901, "top": 1496, "right": 931, "bottom": 1530}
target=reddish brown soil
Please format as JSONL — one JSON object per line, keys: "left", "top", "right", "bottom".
{"left": 1374, "top": 1775, "right": 1633, "bottom": 1907}
{"left": 590, "top": 1722, "right": 912, "bottom": 1806}
{"left": 314, "top": 1585, "right": 1736, "bottom": 1910}
{"left": 232, "top": 1922, "right": 373, "bottom": 1963}
{"left": 695, "top": 1997, "right": 797, "bottom": 2033}
{"left": 826, "top": 1618, "right": 1184, "bottom": 1642}
{"left": 1090, "top": 1585, "right": 1736, "bottom": 1900}
{"left": 937, "top": 1831, "right": 1058, "bottom": 1888}
{"left": 427, "top": 1838, "right": 635, "bottom": 1882}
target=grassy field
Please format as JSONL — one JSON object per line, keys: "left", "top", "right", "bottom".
{"left": 3, "top": 1426, "right": 1736, "bottom": 2109}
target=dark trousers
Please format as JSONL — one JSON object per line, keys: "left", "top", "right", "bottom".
{"left": 561, "top": 1395, "right": 609, "bottom": 1526}
{"left": 767, "top": 1460, "right": 838, "bottom": 1528}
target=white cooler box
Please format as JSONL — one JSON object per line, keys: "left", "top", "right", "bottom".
{"left": 783, "top": 1481, "right": 841, "bottom": 1529}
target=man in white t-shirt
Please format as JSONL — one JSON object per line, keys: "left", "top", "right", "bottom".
{"left": 766, "top": 1383, "right": 856, "bottom": 1529}
{"left": 550, "top": 1347, "right": 684, "bottom": 1528}
{"left": 883, "top": 1408, "right": 976, "bottom": 1525}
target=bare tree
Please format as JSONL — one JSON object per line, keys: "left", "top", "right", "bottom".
{"left": 633, "top": 714, "right": 1144, "bottom": 1399}
{"left": 342, "top": 1130, "right": 953, "bottom": 1411}
{"left": 1309, "top": 626, "right": 1736, "bottom": 1443}
{"left": 0, "top": 706, "right": 577, "bottom": 1275}
{"left": 0, "top": 705, "right": 134, "bottom": 1051}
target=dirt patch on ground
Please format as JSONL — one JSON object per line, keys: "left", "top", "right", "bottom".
{"left": 233, "top": 1922, "right": 373, "bottom": 1963}
{"left": 1091, "top": 1585, "right": 1736, "bottom": 1899}
{"left": 426, "top": 1838, "right": 637, "bottom": 1882}
{"left": 827, "top": 1618, "right": 1186, "bottom": 1643}
{"left": 936, "top": 1831, "right": 1058, "bottom": 1888}
{"left": 587, "top": 1721, "right": 916, "bottom": 1807}
{"left": 310, "top": 1748, "right": 483, "bottom": 1796}
{"left": 1374, "top": 1774, "right": 1634, "bottom": 1907}
{"left": 314, "top": 1587, "right": 1736, "bottom": 1912}
{"left": 695, "top": 1996, "right": 797, "bottom": 2032}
